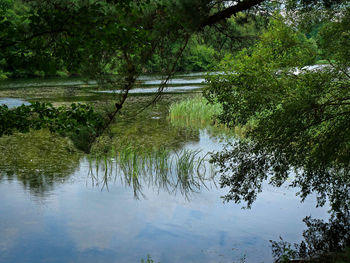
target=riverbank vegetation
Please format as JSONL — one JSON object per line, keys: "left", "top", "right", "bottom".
{"left": 0, "top": 1, "right": 338, "bottom": 80}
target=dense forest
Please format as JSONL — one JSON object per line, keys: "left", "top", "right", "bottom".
{"left": 0, "top": 0, "right": 329, "bottom": 79}
{"left": 0, "top": 0, "right": 268, "bottom": 78}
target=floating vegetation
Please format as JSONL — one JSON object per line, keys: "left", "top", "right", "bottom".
{"left": 88, "top": 145, "right": 216, "bottom": 199}
{"left": 109, "top": 101, "right": 200, "bottom": 151}
{"left": 0, "top": 129, "right": 81, "bottom": 195}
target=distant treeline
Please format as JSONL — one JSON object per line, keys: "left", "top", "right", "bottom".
{"left": 0, "top": 0, "right": 324, "bottom": 79}
{"left": 0, "top": 0, "right": 268, "bottom": 79}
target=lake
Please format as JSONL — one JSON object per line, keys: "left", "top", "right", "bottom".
{"left": 0, "top": 73, "right": 329, "bottom": 263}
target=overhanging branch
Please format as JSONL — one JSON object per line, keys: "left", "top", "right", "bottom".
{"left": 200, "top": 0, "right": 266, "bottom": 28}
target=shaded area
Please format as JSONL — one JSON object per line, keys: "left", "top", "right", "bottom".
{"left": 0, "top": 129, "right": 81, "bottom": 197}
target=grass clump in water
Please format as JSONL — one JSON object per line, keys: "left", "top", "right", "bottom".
{"left": 169, "top": 96, "right": 222, "bottom": 127}
{"left": 169, "top": 96, "right": 244, "bottom": 137}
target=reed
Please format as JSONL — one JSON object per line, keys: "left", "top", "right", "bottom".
{"left": 169, "top": 96, "right": 244, "bottom": 137}
{"left": 169, "top": 96, "right": 222, "bottom": 127}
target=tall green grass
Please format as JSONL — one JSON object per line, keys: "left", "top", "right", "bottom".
{"left": 169, "top": 97, "right": 222, "bottom": 127}
{"left": 169, "top": 96, "right": 244, "bottom": 137}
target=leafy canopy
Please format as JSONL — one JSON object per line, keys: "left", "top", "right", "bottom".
{"left": 205, "top": 14, "right": 350, "bottom": 212}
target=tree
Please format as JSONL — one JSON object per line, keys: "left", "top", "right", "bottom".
{"left": 204, "top": 5, "right": 350, "bottom": 220}
{"left": 204, "top": 7, "right": 350, "bottom": 260}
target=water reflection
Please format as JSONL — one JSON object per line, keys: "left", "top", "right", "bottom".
{"left": 87, "top": 148, "right": 216, "bottom": 200}
{"left": 0, "top": 129, "right": 81, "bottom": 197}
{"left": 0, "top": 128, "right": 330, "bottom": 263}
{"left": 0, "top": 98, "right": 30, "bottom": 108}
{"left": 271, "top": 209, "right": 350, "bottom": 262}
{"left": 269, "top": 169, "right": 350, "bottom": 262}
{"left": 0, "top": 97, "right": 207, "bottom": 199}
{"left": 88, "top": 101, "right": 217, "bottom": 199}
{"left": 0, "top": 78, "right": 336, "bottom": 262}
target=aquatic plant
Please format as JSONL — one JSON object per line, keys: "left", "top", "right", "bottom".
{"left": 0, "top": 129, "right": 81, "bottom": 195}
{"left": 168, "top": 96, "right": 239, "bottom": 137}
{"left": 0, "top": 102, "right": 105, "bottom": 152}
{"left": 169, "top": 96, "right": 222, "bottom": 126}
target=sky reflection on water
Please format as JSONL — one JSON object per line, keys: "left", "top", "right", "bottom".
{"left": 0, "top": 131, "right": 329, "bottom": 263}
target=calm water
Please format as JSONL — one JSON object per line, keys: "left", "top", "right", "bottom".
{"left": 0, "top": 72, "right": 207, "bottom": 90}
{"left": 0, "top": 98, "right": 30, "bottom": 108}
{"left": 0, "top": 74, "right": 329, "bottom": 263}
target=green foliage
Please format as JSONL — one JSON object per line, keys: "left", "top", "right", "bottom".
{"left": 318, "top": 8, "right": 350, "bottom": 68}
{"left": 142, "top": 35, "right": 217, "bottom": 73}
{"left": 0, "top": 1, "right": 269, "bottom": 76}
{"left": 205, "top": 14, "right": 350, "bottom": 210}
{"left": 143, "top": 12, "right": 267, "bottom": 73}
{"left": 169, "top": 96, "right": 222, "bottom": 125}
{"left": 179, "top": 43, "right": 216, "bottom": 72}
{"left": 0, "top": 102, "right": 104, "bottom": 151}
{"left": 201, "top": 12, "right": 267, "bottom": 55}
{"left": 205, "top": 17, "right": 317, "bottom": 127}
{"left": 0, "top": 0, "right": 88, "bottom": 78}
{"left": 144, "top": 38, "right": 217, "bottom": 73}
{"left": 140, "top": 255, "right": 159, "bottom": 263}
{"left": 336, "top": 247, "right": 350, "bottom": 263}
{"left": 0, "top": 0, "right": 153, "bottom": 78}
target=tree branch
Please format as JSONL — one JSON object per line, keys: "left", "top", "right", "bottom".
{"left": 200, "top": 0, "right": 266, "bottom": 28}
